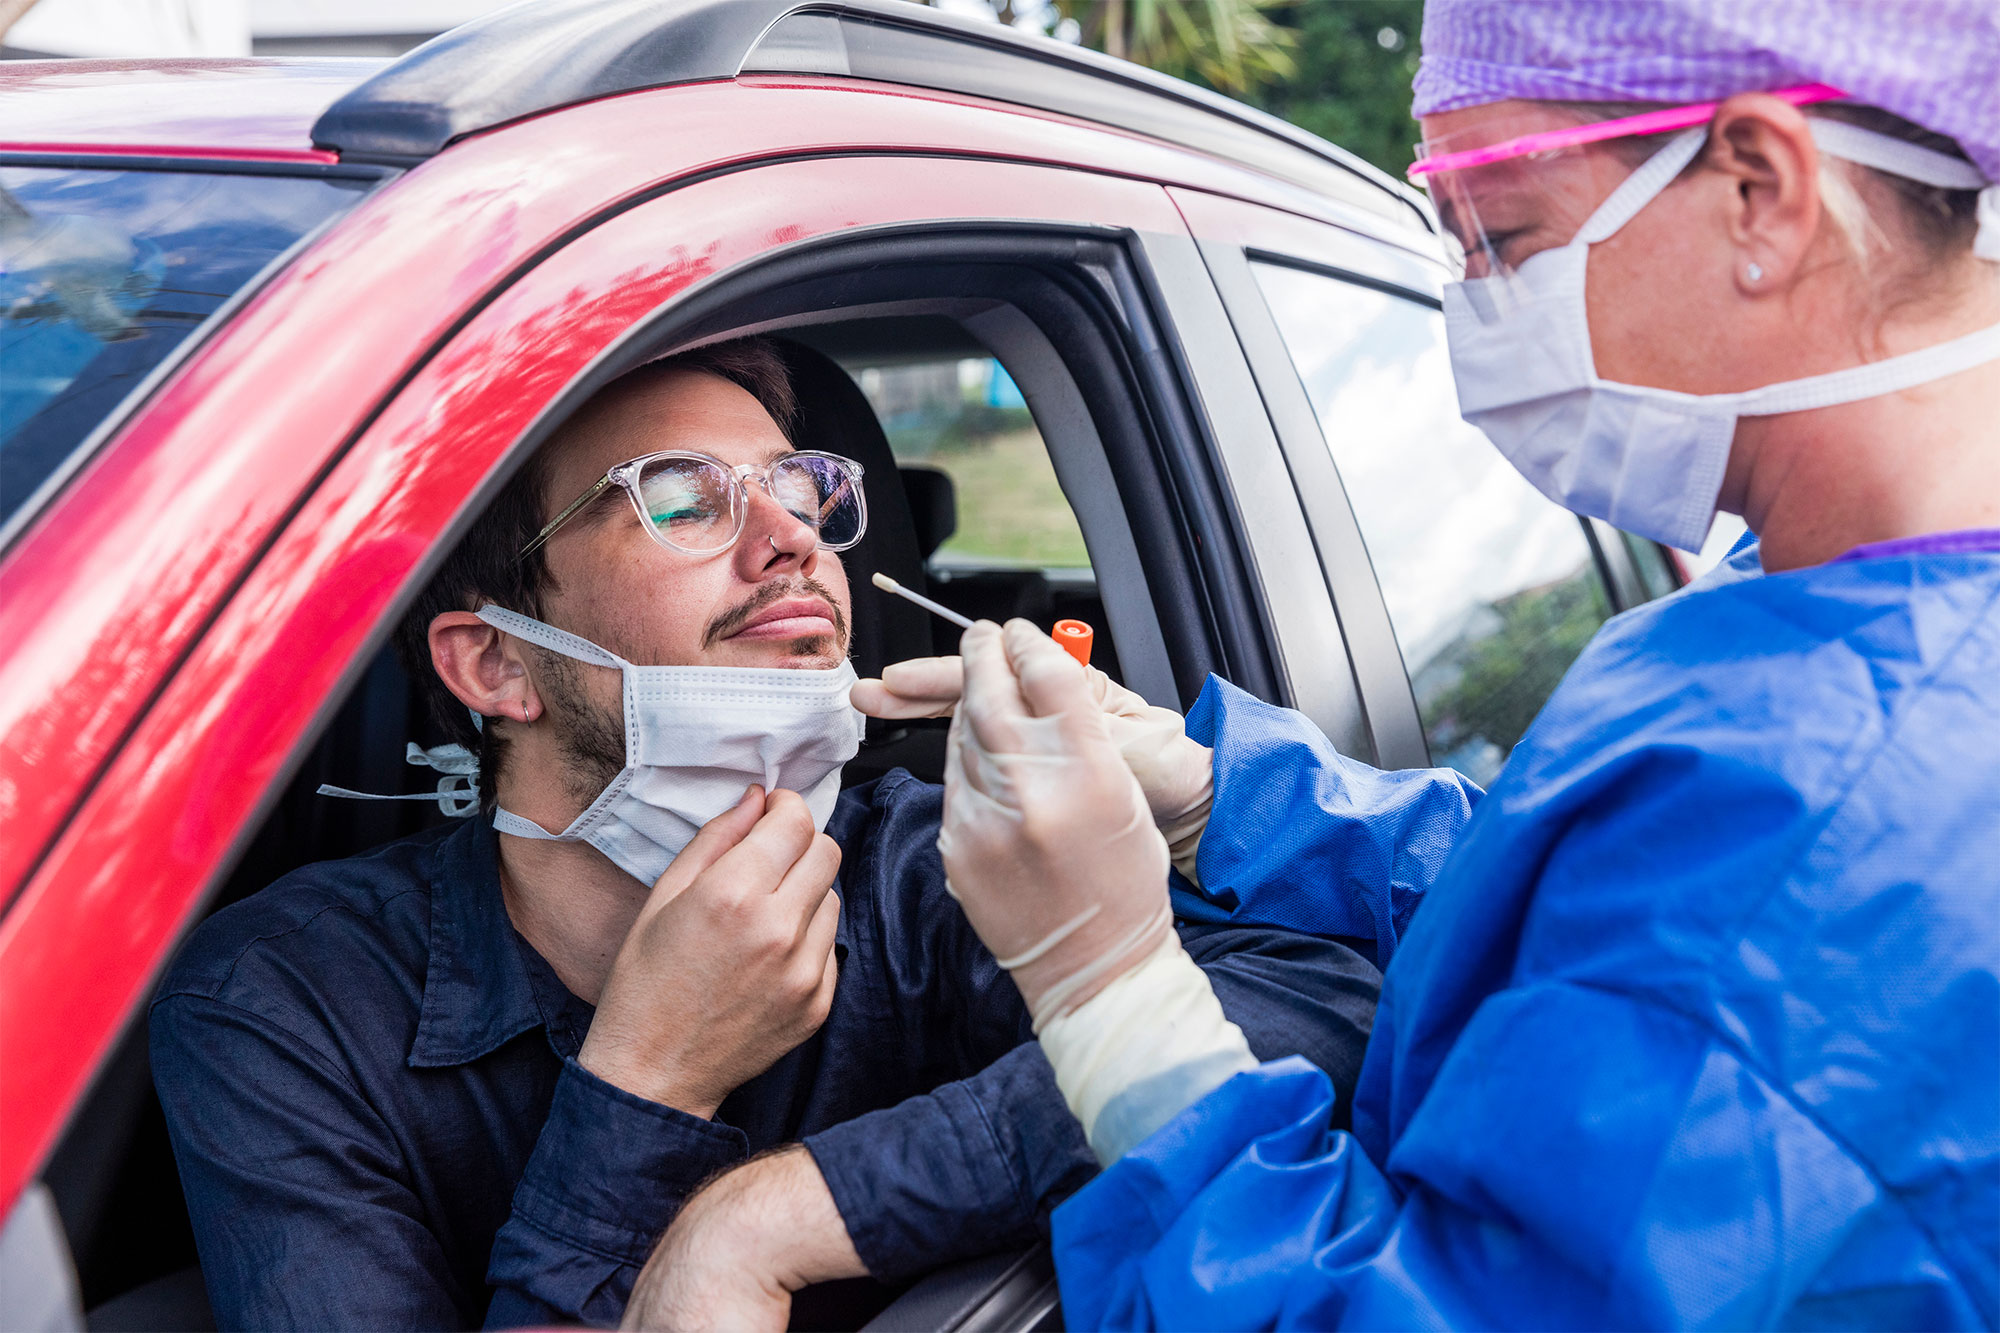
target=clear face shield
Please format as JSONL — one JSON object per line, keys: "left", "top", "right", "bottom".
{"left": 1408, "top": 84, "right": 1850, "bottom": 322}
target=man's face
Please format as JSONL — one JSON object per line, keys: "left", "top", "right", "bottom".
{"left": 533, "top": 367, "right": 853, "bottom": 675}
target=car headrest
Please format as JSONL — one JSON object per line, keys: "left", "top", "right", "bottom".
{"left": 771, "top": 339, "right": 935, "bottom": 681}
{"left": 898, "top": 465, "right": 957, "bottom": 562}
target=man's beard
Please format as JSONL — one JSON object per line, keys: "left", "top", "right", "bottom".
{"left": 533, "top": 648, "right": 627, "bottom": 806}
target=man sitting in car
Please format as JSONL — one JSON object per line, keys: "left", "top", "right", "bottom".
{"left": 149, "top": 337, "right": 1397, "bottom": 1329}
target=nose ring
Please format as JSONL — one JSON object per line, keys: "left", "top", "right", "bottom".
{"left": 768, "top": 535, "right": 781, "bottom": 553}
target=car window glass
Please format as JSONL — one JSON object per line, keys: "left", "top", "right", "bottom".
{"left": 854, "top": 356, "right": 1088, "bottom": 571}
{"left": 0, "top": 167, "right": 366, "bottom": 529}
{"left": 1621, "top": 531, "right": 1683, "bottom": 601}
{"left": 1251, "top": 260, "right": 1614, "bottom": 783}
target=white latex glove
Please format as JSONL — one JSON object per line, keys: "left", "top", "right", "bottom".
{"left": 937, "top": 619, "right": 1176, "bottom": 1025}
{"left": 854, "top": 648, "right": 1214, "bottom": 880}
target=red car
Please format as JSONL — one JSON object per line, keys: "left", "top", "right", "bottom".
{"left": 0, "top": 2, "right": 1681, "bottom": 1326}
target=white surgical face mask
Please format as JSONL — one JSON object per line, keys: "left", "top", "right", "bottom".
{"left": 1444, "top": 126, "right": 2000, "bottom": 552}
{"left": 475, "top": 603, "right": 864, "bottom": 887}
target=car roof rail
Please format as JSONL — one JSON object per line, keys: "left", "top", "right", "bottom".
{"left": 310, "top": 0, "right": 1432, "bottom": 233}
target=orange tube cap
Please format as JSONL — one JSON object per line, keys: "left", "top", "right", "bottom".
{"left": 1052, "top": 619, "right": 1093, "bottom": 666}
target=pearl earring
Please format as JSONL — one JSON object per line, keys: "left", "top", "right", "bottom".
{"left": 1745, "top": 261, "right": 1764, "bottom": 282}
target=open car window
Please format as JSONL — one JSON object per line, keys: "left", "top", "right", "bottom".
{"left": 858, "top": 355, "right": 1088, "bottom": 573}
{"left": 0, "top": 166, "right": 366, "bottom": 531}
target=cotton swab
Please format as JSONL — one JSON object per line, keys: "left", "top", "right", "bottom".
{"left": 872, "top": 572, "right": 1097, "bottom": 666}
{"left": 872, "top": 572, "right": 974, "bottom": 629}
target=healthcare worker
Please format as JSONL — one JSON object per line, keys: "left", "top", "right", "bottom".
{"left": 858, "top": 0, "right": 2000, "bottom": 1326}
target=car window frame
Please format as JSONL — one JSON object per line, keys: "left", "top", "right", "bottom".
{"left": 1176, "top": 189, "right": 1441, "bottom": 765}
{"left": 1, "top": 151, "right": 1260, "bottom": 1219}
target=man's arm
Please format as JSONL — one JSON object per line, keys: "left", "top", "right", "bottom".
{"left": 621, "top": 924, "right": 1383, "bottom": 1331}
{"left": 621, "top": 1147, "right": 860, "bottom": 1333}
{"left": 154, "top": 791, "right": 843, "bottom": 1330}
{"left": 152, "top": 993, "right": 474, "bottom": 1330}
{"left": 800, "top": 924, "right": 1380, "bottom": 1280}
{"left": 152, "top": 987, "right": 759, "bottom": 1331}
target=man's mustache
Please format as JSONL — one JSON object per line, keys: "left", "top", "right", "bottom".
{"left": 703, "top": 576, "right": 849, "bottom": 648}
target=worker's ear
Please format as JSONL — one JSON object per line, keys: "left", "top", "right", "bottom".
{"left": 1707, "top": 92, "right": 1826, "bottom": 297}
{"left": 430, "top": 612, "right": 544, "bottom": 726}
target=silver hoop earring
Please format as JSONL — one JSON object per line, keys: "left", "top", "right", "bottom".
{"left": 1745, "top": 261, "right": 1764, "bottom": 283}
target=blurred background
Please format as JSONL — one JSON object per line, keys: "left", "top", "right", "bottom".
{"left": 0, "top": 0, "right": 1426, "bottom": 176}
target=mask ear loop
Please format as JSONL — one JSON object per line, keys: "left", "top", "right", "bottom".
{"left": 474, "top": 604, "right": 633, "bottom": 670}
{"left": 1575, "top": 129, "right": 1711, "bottom": 246}
{"left": 318, "top": 742, "right": 483, "bottom": 817}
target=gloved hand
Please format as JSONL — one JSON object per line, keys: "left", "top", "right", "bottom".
{"left": 937, "top": 619, "right": 1175, "bottom": 1025}
{"left": 854, "top": 648, "right": 1214, "bottom": 879}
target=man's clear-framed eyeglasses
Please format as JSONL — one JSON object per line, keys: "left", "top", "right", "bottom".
{"left": 519, "top": 449, "right": 868, "bottom": 561}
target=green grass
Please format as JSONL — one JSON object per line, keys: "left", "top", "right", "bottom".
{"left": 928, "top": 428, "right": 1091, "bottom": 568}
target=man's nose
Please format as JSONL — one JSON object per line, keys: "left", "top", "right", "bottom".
{"left": 736, "top": 488, "right": 820, "bottom": 576}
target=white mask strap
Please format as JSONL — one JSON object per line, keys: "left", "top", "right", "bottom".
{"left": 475, "top": 604, "right": 633, "bottom": 670}
{"left": 492, "top": 808, "right": 565, "bottom": 840}
{"left": 316, "top": 740, "right": 484, "bottom": 817}
{"left": 1576, "top": 129, "right": 1709, "bottom": 245}
{"left": 1808, "top": 119, "right": 1985, "bottom": 191}
{"left": 1736, "top": 317, "right": 2000, "bottom": 415}
{"left": 1805, "top": 118, "right": 1998, "bottom": 261}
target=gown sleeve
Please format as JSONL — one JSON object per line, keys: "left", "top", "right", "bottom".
{"left": 1171, "top": 677, "right": 1483, "bottom": 966}
{"left": 1051, "top": 983, "right": 1972, "bottom": 1331}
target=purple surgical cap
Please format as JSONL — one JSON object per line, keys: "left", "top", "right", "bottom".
{"left": 1413, "top": 0, "right": 2000, "bottom": 181}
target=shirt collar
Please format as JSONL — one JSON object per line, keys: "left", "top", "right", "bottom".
{"left": 1832, "top": 527, "right": 2000, "bottom": 563}
{"left": 408, "top": 815, "right": 547, "bottom": 1068}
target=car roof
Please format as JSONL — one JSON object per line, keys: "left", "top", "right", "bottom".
{"left": 0, "top": 58, "right": 387, "bottom": 160}
{"left": 0, "top": 1, "right": 1432, "bottom": 234}
{"left": 318, "top": 0, "right": 1431, "bottom": 231}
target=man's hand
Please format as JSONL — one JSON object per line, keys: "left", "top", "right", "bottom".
{"left": 854, "top": 653, "right": 1212, "bottom": 828}
{"left": 578, "top": 786, "right": 841, "bottom": 1118}
{"left": 621, "top": 1146, "right": 865, "bottom": 1333}
{"left": 856, "top": 651, "right": 1214, "bottom": 878}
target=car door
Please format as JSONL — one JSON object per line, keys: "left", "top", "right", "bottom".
{"left": 0, "top": 136, "right": 1257, "bottom": 1295}
{"left": 1177, "top": 188, "right": 1677, "bottom": 781}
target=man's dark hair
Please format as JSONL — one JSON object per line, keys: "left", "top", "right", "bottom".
{"left": 392, "top": 336, "right": 798, "bottom": 807}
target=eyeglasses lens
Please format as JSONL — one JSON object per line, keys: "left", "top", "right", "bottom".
{"left": 635, "top": 457, "right": 740, "bottom": 551}
{"left": 772, "top": 455, "right": 865, "bottom": 549}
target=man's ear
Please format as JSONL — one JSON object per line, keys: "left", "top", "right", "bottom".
{"left": 430, "top": 612, "right": 545, "bottom": 725}
{"left": 1708, "top": 92, "right": 1827, "bottom": 296}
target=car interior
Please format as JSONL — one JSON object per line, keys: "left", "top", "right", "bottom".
{"left": 42, "top": 278, "right": 1169, "bottom": 1329}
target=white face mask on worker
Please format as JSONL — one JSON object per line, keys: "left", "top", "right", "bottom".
{"left": 475, "top": 604, "right": 864, "bottom": 887}
{"left": 1445, "top": 125, "right": 2000, "bottom": 552}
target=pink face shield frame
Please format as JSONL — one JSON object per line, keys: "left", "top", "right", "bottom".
{"left": 1407, "top": 82, "right": 1848, "bottom": 180}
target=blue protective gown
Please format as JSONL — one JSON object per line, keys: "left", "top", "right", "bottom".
{"left": 1056, "top": 537, "right": 2000, "bottom": 1330}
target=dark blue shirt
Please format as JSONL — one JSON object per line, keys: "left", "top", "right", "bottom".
{"left": 151, "top": 770, "right": 1382, "bottom": 1329}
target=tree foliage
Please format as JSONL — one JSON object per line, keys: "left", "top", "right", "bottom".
{"left": 1024, "top": 0, "right": 1426, "bottom": 176}
{"left": 1055, "top": 0, "right": 1298, "bottom": 95}
{"left": 1249, "top": 1, "right": 1425, "bottom": 176}
{"left": 1421, "top": 570, "right": 1608, "bottom": 777}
